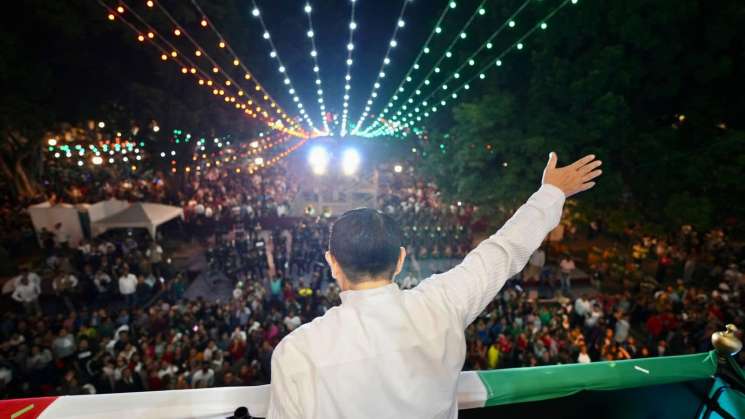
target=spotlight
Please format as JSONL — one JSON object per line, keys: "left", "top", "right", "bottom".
{"left": 394, "top": 164, "right": 403, "bottom": 173}
{"left": 308, "top": 146, "right": 330, "bottom": 175}
{"left": 341, "top": 148, "right": 361, "bottom": 176}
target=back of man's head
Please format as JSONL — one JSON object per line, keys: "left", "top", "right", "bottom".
{"left": 329, "top": 208, "right": 403, "bottom": 283}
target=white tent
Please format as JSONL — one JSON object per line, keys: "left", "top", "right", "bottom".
{"left": 28, "top": 202, "right": 85, "bottom": 246}
{"left": 87, "top": 199, "right": 130, "bottom": 223}
{"left": 91, "top": 203, "right": 183, "bottom": 238}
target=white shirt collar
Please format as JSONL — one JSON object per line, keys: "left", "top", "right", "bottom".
{"left": 339, "top": 283, "right": 399, "bottom": 305}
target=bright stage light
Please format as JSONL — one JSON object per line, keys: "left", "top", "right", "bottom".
{"left": 394, "top": 164, "right": 403, "bottom": 173}
{"left": 342, "top": 148, "right": 361, "bottom": 176}
{"left": 308, "top": 146, "right": 330, "bottom": 175}
{"left": 91, "top": 156, "right": 103, "bottom": 165}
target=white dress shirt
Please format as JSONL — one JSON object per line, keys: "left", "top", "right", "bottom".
{"left": 267, "top": 185, "right": 565, "bottom": 419}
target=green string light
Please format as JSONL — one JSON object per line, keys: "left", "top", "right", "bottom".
{"left": 360, "top": 0, "right": 490, "bottom": 136}
{"left": 351, "top": 0, "right": 453, "bottom": 136}
{"left": 366, "top": 0, "right": 536, "bottom": 135}
{"left": 371, "top": 0, "right": 575, "bottom": 138}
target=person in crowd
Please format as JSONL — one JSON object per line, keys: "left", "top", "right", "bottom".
{"left": 118, "top": 267, "right": 138, "bottom": 307}
{"left": 559, "top": 254, "right": 576, "bottom": 294}
{"left": 0, "top": 149, "right": 742, "bottom": 406}
{"left": 12, "top": 275, "right": 41, "bottom": 315}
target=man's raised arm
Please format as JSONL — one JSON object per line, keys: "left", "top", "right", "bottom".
{"left": 414, "top": 152, "right": 602, "bottom": 327}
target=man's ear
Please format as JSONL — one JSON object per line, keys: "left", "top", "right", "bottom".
{"left": 393, "top": 246, "right": 406, "bottom": 278}
{"left": 326, "top": 251, "right": 346, "bottom": 290}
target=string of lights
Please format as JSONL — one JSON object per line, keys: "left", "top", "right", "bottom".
{"left": 302, "top": 2, "right": 330, "bottom": 134}
{"left": 338, "top": 0, "right": 359, "bottom": 137}
{"left": 262, "top": 137, "right": 309, "bottom": 169}
{"left": 187, "top": 0, "right": 302, "bottom": 133}
{"left": 251, "top": 0, "right": 318, "bottom": 133}
{"left": 351, "top": 0, "right": 453, "bottom": 135}
{"left": 99, "top": 1, "right": 302, "bottom": 136}
{"left": 350, "top": 0, "right": 411, "bottom": 135}
{"left": 361, "top": 0, "right": 489, "bottom": 135}
{"left": 148, "top": 0, "right": 302, "bottom": 134}
{"left": 371, "top": 0, "right": 576, "bottom": 138}
{"left": 366, "top": 0, "right": 537, "bottom": 136}
{"left": 243, "top": 132, "right": 294, "bottom": 157}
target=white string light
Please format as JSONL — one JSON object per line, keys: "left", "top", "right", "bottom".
{"left": 375, "top": 0, "right": 574, "bottom": 137}
{"left": 354, "top": 0, "right": 453, "bottom": 135}
{"left": 303, "top": 2, "right": 330, "bottom": 134}
{"left": 339, "top": 0, "right": 358, "bottom": 137}
{"left": 251, "top": 0, "right": 318, "bottom": 133}
{"left": 187, "top": 0, "right": 302, "bottom": 134}
{"left": 362, "top": 0, "right": 489, "bottom": 135}
{"left": 351, "top": 0, "right": 411, "bottom": 135}
{"left": 368, "top": 0, "right": 533, "bottom": 136}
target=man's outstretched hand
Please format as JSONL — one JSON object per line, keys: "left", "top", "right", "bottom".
{"left": 542, "top": 152, "right": 602, "bottom": 197}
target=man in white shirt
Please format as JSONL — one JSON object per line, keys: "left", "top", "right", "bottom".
{"left": 267, "top": 153, "right": 602, "bottom": 418}
{"left": 119, "top": 267, "right": 138, "bottom": 307}
{"left": 524, "top": 247, "right": 546, "bottom": 282}
{"left": 12, "top": 276, "right": 42, "bottom": 315}
{"left": 559, "top": 254, "right": 576, "bottom": 294}
{"left": 283, "top": 312, "right": 302, "bottom": 332}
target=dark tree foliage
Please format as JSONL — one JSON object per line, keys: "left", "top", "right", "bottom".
{"left": 420, "top": 0, "right": 745, "bottom": 231}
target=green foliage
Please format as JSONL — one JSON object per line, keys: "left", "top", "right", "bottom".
{"left": 420, "top": 0, "right": 745, "bottom": 229}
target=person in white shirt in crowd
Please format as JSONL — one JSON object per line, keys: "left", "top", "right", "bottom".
{"left": 2, "top": 267, "right": 42, "bottom": 296}
{"left": 559, "top": 254, "right": 576, "bottom": 294}
{"left": 268, "top": 152, "right": 602, "bottom": 418}
{"left": 191, "top": 362, "right": 215, "bottom": 388}
{"left": 574, "top": 294, "right": 592, "bottom": 322}
{"left": 585, "top": 303, "right": 603, "bottom": 328}
{"left": 577, "top": 345, "right": 592, "bottom": 364}
{"left": 93, "top": 269, "right": 113, "bottom": 302}
{"left": 614, "top": 313, "right": 631, "bottom": 344}
{"left": 118, "top": 266, "right": 138, "bottom": 307}
{"left": 525, "top": 247, "right": 546, "bottom": 282}
{"left": 146, "top": 241, "right": 164, "bottom": 275}
{"left": 52, "top": 328, "right": 76, "bottom": 359}
{"left": 12, "top": 275, "right": 42, "bottom": 315}
{"left": 53, "top": 272, "right": 78, "bottom": 313}
{"left": 283, "top": 311, "right": 302, "bottom": 332}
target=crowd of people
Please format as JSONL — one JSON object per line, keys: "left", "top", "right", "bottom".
{"left": 0, "top": 153, "right": 743, "bottom": 401}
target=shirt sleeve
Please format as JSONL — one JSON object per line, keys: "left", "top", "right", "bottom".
{"left": 267, "top": 340, "right": 304, "bottom": 419}
{"left": 414, "top": 184, "right": 565, "bottom": 327}
{"left": 11, "top": 287, "right": 23, "bottom": 302}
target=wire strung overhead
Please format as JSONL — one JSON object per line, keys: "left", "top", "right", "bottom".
{"left": 303, "top": 2, "right": 331, "bottom": 134}
{"left": 349, "top": 0, "right": 411, "bottom": 136}
{"left": 251, "top": 0, "right": 319, "bottom": 134}
{"left": 363, "top": 0, "right": 534, "bottom": 137}
{"left": 361, "top": 0, "right": 490, "bottom": 135}
{"left": 370, "top": 0, "right": 578, "bottom": 138}
{"left": 187, "top": 0, "right": 302, "bottom": 133}
{"left": 351, "top": 0, "right": 454, "bottom": 135}
{"left": 98, "top": 0, "right": 305, "bottom": 137}
{"left": 338, "top": 0, "right": 359, "bottom": 137}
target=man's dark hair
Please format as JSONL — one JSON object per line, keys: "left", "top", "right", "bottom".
{"left": 329, "top": 208, "right": 403, "bottom": 283}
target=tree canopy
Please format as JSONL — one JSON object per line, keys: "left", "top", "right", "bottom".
{"left": 420, "top": 0, "right": 745, "bottom": 231}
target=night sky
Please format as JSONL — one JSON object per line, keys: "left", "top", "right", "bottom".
{"left": 3, "top": 0, "right": 536, "bottom": 134}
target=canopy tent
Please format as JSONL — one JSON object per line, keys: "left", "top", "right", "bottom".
{"left": 91, "top": 203, "right": 183, "bottom": 238}
{"left": 27, "top": 202, "right": 85, "bottom": 246}
{"left": 87, "top": 199, "right": 129, "bottom": 224}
